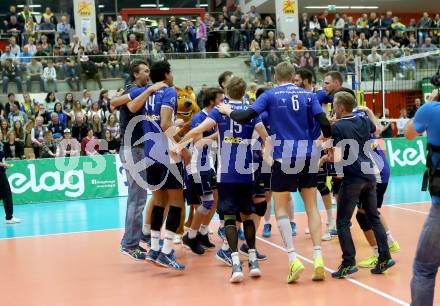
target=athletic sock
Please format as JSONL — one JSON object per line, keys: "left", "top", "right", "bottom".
{"left": 326, "top": 208, "right": 333, "bottom": 225}
{"left": 221, "top": 239, "right": 230, "bottom": 251}
{"left": 151, "top": 230, "right": 161, "bottom": 252}
{"left": 373, "top": 245, "right": 379, "bottom": 257}
{"left": 386, "top": 231, "right": 395, "bottom": 244}
{"left": 313, "top": 246, "right": 322, "bottom": 258}
{"left": 188, "top": 228, "right": 197, "bottom": 239}
{"left": 249, "top": 249, "right": 257, "bottom": 262}
{"left": 231, "top": 252, "right": 240, "bottom": 266}
{"left": 264, "top": 219, "right": 271, "bottom": 225}
{"left": 277, "top": 216, "right": 296, "bottom": 264}
{"left": 161, "top": 230, "right": 175, "bottom": 255}
{"left": 243, "top": 220, "right": 256, "bottom": 249}
{"left": 225, "top": 224, "right": 238, "bottom": 252}
{"left": 199, "top": 224, "right": 209, "bottom": 236}
{"left": 142, "top": 224, "right": 151, "bottom": 236}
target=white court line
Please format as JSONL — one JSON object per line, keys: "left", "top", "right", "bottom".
{"left": 0, "top": 228, "right": 121, "bottom": 241}
{"left": 256, "top": 236, "right": 410, "bottom": 306}
{"left": 387, "top": 205, "right": 428, "bottom": 215}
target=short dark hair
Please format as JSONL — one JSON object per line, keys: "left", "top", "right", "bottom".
{"left": 7, "top": 93, "right": 15, "bottom": 98}
{"left": 296, "top": 68, "right": 313, "bottom": 84}
{"left": 150, "top": 61, "right": 171, "bottom": 83}
{"left": 129, "top": 60, "right": 149, "bottom": 82}
{"left": 325, "top": 71, "right": 343, "bottom": 84}
{"left": 218, "top": 71, "right": 233, "bottom": 88}
{"left": 256, "top": 87, "right": 267, "bottom": 99}
{"left": 203, "top": 88, "right": 224, "bottom": 107}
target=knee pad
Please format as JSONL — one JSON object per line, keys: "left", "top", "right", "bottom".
{"left": 200, "top": 194, "right": 214, "bottom": 211}
{"left": 253, "top": 201, "right": 267, "bottom": 217}
{"left": 224, "top": 215, "right": 236, "bottom": 227}
{"left": 356, "top": 211, "right": 372, "bottom": 232}
{"left": 165, "top": 206, "right": 182, "bottom": 232}
{"left": 317, "top": 181, "right": 330, "bottom": 196}
{"left": 151, "top": 205, "right": 165, "bottom": 231}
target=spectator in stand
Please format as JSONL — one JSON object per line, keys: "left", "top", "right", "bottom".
{"left": 100, "top": 130, "right": 119, "bottom": 155}
{"left": 40, "top": 130, "right": 56, "bottom": 158}
{"left": 64, "top": 57, "right": 81, "bottom": 91}
{"left": 35, "top": 104, "right": 50, "bottom": 124}
{"left": 98, "top": 90, "right": 111, "bottom": 112}
{"left": 114, "top": 15, "right": 129, "bottom": 43}
{"left": 380, "top": 109, "right": 393, "bottom": 138}
{"left": 367, "top": 47, "right": 382, "bottom": 79}
{"left": 400, "top": 48, "right": 416, "bottom": 80}
{"left": 318, "top": 50, "right": 332, "bottom": 74}
{"left": 421, "top": 37, "right": 439, "bottom": 68}
{"left": 90, "top": 114, "right": 104, "bottom": 139}
{"left": 70, "top": 103, "right": 86, "bottom": 130}
{"left": 31, "top": 116, "right": 47, "bottom": 158}
{"left": 81, "top": 89, "right": 93, "bottom": 110}
{"left": 18, "top": 45, "right": 32, "bottom": 74}
{"left": 81, "top": 127, "right": 100, "bottom": 156}
{"left": 105, "top": 114, "right": 120, "bottom": 140}
{"left": 24, "top": 36, "right": 37, "bottom": 54}
{"left": 196, "top": 16, "right": 207, "bottom": 57}
{"left": 54, "top": 102, "right": 69, "bottom": 128}
{"left": 87, "top": 102, "right": 105, "bottom": 123}
{"left": 356, "top": 14, "right": 369, "bottom": 33}
{"left": 332, "top": 13, "right": 345, "bottom": 30}
{"left": 26, "top": 57, "right": 44, "bottom": 92}
{"left": 114, "top": 37, "right": 128, "bottom": 55}
{"left": 42, "top": 7, "right": 57, "bottom": 25}
{"left": 48, "top": 112, "right": 65, "bottom": 139}
{"left": 80, "top": 55, "right": 103, "bottom": 89}
{"left": 382, "top": 11, "right": 394, "bottom": 30}
{"left": 21, "top": 94, "right": 39, "bottom": 119}
{"left": 368, "top": 12, "right": 380, "bottom": 33}
{"left": 38, "top": 17, "right": 56, "bottom": 45}
{"left": 45, "top": 92, "right": 58, "bottom": 113}
{"left": 299, "top": 51, "right": 315, "bottom": 77}
{"left": 1, "top": 46, "right": 17, "bottom": 66}
{"left": 4, "top": 93, "right": 21, "bottom": 118}
{"left": 170, "top": 25, "right": 185, "bottom": 53}
{"left": 11, "top": 120, "right": 25, "bottom": 143}
{"left": 151, "top": 42, "right": 165, "bottom": 63}
{"left": 56, "top": 128, "right": 81, "bottom": 157}
{"left": 396, "top": 108, "right": 410, "bottom": 137}
{"left": 7, "top": 104, "right": 27, "bottom": 126}
{"left": 276, "top": 32, "right": 289, "bottom": 49}
{"left": 302, "top": 31, "right": 315, "bottom": 49}
{"left": 85, "top": 33, "right": 98, "bottom": 54}
{"left": 8, "top": 36, "right": 20, "bottom": 57}
{"left": 70, "top": 35, "right": 82, "bottom": 55}
{"left": 250, "top": 48, "right": 267, "bottom": 82}
{"left": 318, "top": 11, "right": 329, "bottom": 29}
{"left": 0, "top": 120, "right": 9, "bottom": 140}
{"left": 63, "top": 93, "right": 74, "bottom": 115}
{"left": 2, "top": 59, "right": 22, "bottom": 94}
{"left": 4, "top": 131, "right": 24, "bottom": 160}
{"left": 89, "top": 45, "right": 108, "bottom": 78}
{"left": 293, "top": 40, "right": 307, "bottom": 66}
{"left": 6, "top": 16, "right": 23, "bottom": 45}
{"left": 127, "top": 33, "right": 141, "bottom": 54}
{"left": 299, "top": 13, "right": 310, "bottom": 41}
{"left": 57, "top": 16, "right": 71, "bottom": 44}
{"left": 409, "top": 98, "right": 422, "bottom": 119}
{"left": 265, "top": 49, "right": 281, "bottom": 82}
{"left": 42, "top": 59, "right": 58, "bottom": 92}
{"left": 24, "top": 17, "right": 38, "bottom": 42}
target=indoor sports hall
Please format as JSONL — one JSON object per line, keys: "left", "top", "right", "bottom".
{"left": 1, "top": 0, "right": 440, "bottom": 306}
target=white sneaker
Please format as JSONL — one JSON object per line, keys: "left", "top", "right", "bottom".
{"left": 6, "top": 217, "right": 21, "bottom": 224}
{"left": 305, "top": 228, "right": 310, "bottom": 235}
{"left": 173, "top": 234, "right": 182, "bottom": 244}
{"left": 321, "top": 231, "right": 331, "bottom": 241}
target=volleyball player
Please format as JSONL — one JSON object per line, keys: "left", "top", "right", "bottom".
{"left": 179, "top": 76, "right": 269, "bottom": 283}
{"left": 127, "top": 61, "right": 186, "bottom": 270}
{"left": 218, "top": 62, "right": 332, "bottom": 283}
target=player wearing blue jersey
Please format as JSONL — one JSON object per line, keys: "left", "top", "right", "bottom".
{"left": 179, "top": 77, "right": 269, "bottom": 283}
{"left": 127, "top": 61, "right": 187, "bottom": 271}
{"left": 182, "top": 87, "right": 224, "bottom": 255}
{"left": 218, "top": 63, "right": 332, "bottom": 283}
{"left": 295, "top": 68, "right": 336, "bottom": 241}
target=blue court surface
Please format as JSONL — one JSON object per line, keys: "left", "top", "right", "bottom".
{"left": 0, "top": 175, "right": 430, "bottom": 239}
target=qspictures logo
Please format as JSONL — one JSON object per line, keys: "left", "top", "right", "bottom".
{"left": 9, "top": 164, "right": 85, "bottom": 198}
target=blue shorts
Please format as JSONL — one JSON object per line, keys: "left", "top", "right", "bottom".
{"left": 217, "top": 182, "right": 254, "bottom": 215}
{"left": 270, "top": 158, "right": 318, "bottom": 192}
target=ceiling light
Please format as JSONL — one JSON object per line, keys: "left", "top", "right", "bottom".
{"left": 199, "top": 4, "right": 208, "bottom": 7}
{"left": 140, "top": 4, "right": 157, "bottom": 7}
{"left": 17, "top": 4, "right": 41, "bottom": 8}
{"left": 350, "top": 6, "right": 379, "bottom": 9}
{"left": 98, "top": 5, "right": 104, "bottom": 8}
{"left": 305, "top": 6, "right": 349, "bottom": 9}
{"left": 160, "top": 7, "right": 170, "bottom": 10}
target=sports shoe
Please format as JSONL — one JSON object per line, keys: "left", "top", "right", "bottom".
{"left": 290, "top": 222, "right": 297, "bottom": 236}
{"left": 156, "top": 251, "right": 186, "bottom": 271}
{"left": 248, "top": 259, "right": 262, "bottom": 277}
{"left": 239, "top": 243, "right": 268, "bottom": 261}
{"left": 173, "top": 234, "right": 182, "bottom": 244}
{"left": 312, "top": 256, "right": 325, "bottom": 281}
{"left": 197, "top": 232, "right": 215, "bottom": 249}
{"left": 331, "top": 264, "right": 358, "bottom": 279}
{"left": 5, "top": 217, "right": 21, "bottom": 224}
{"left": 262, "top": 223, "right": 272, "bottom": 238}
{"left": 216, "top": 248, "right": 233, "bottom": 266}
{"left": 142, "top": 234, "right": 164, "bottom": 249}
{"left": 237, "top": 228, "right": 245, "bottom": 241}
{"left": 145, "top": 249, "right": 161, "bottom": 263}
{"left": 358, "top": 255, "right": 378, "bottom": 268}
{"left": 287, "top": 258, "right": 304, "bottom": 283}
{"left": 120, "top": 246, "right": 147, "bottom": 261}
{"left": 371, "top": 258, "right": 395, "bottom": 274}
{"left": 230, "top": 264, "right": 244, "bottom": 283}
{"left": 321, "top": 231, "right": 332, "bottom": 241}
{"left": 182, "top": 233, "right": 205, "bottom": 255}
{"left": 218, "top": 226, "right": 226, "bottom": 239}
{"left": 389, "top": 241, "right": 401, "bottom": 253}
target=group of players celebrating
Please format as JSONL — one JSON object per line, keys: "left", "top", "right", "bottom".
{"left": 114, "top": 59, "right": 400, "bottom": 284}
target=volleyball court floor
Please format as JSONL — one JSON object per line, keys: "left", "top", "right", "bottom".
{"left": 0, "top": 174, "right": 437, "bottom": 306}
